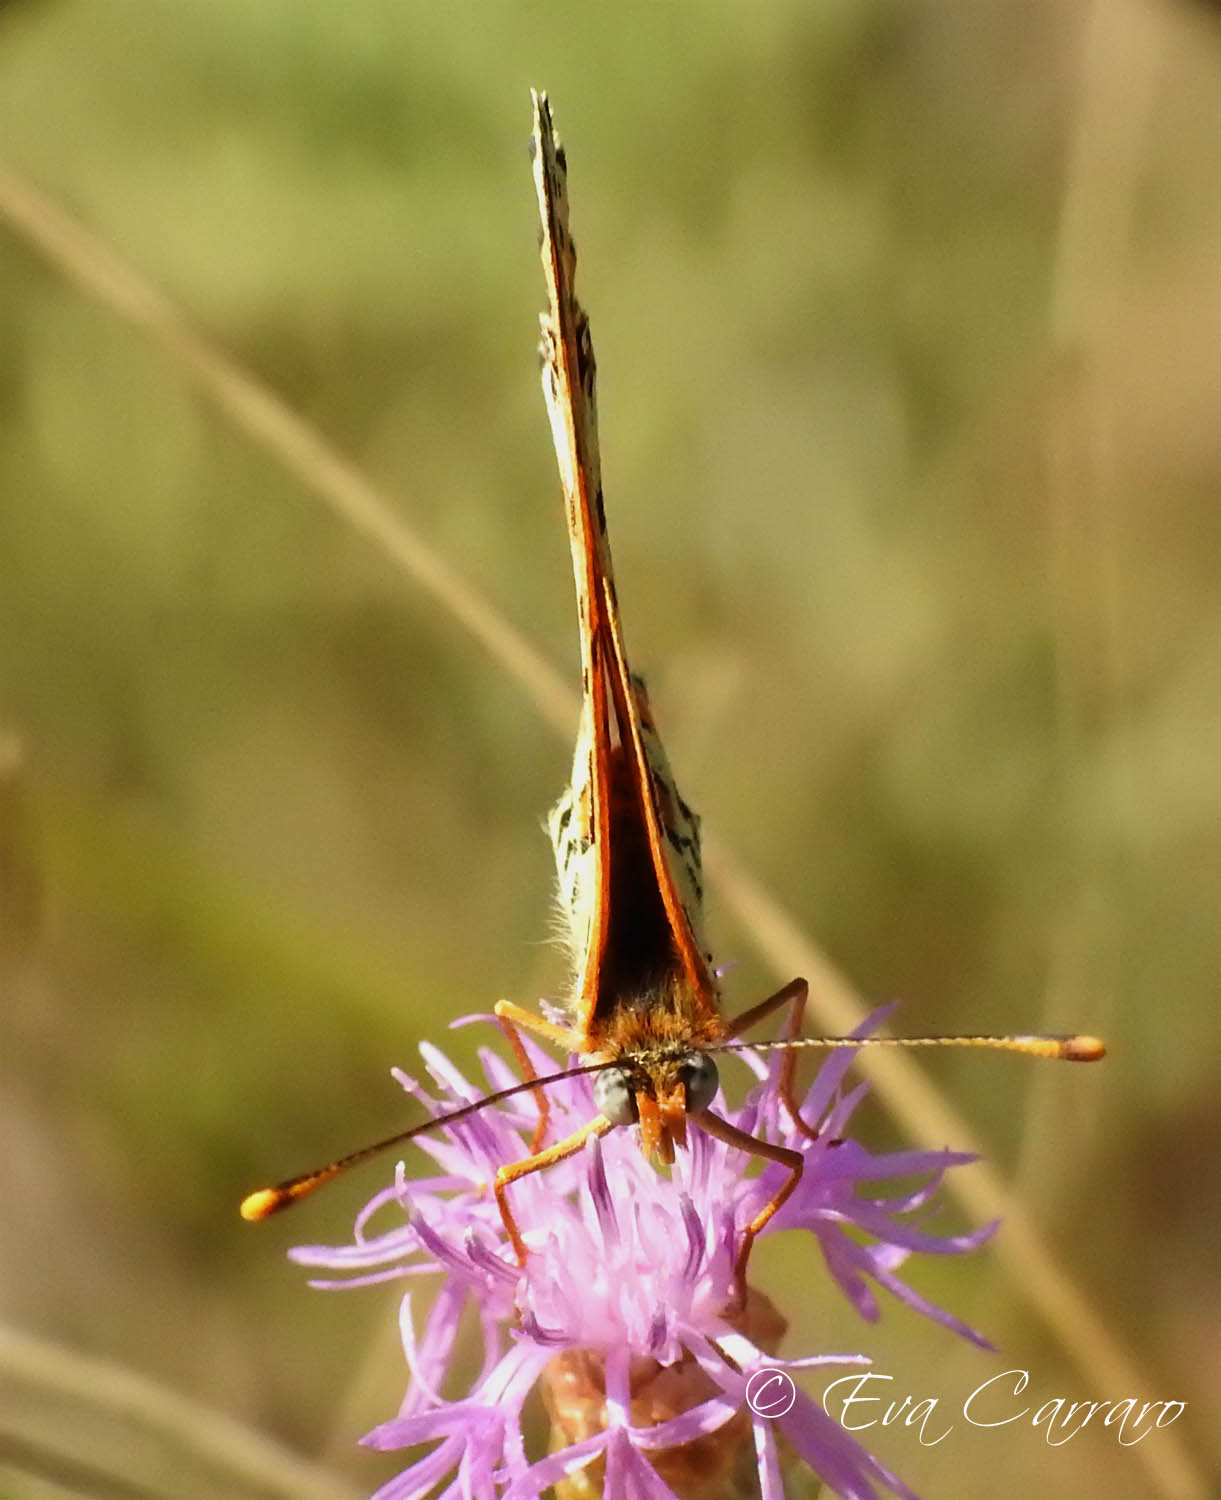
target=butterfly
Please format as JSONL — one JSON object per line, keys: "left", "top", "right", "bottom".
{"left": 242, "top": 93, "right": 1103, "bottom": 1307}
{"left": 485, "top": 90, "right": 826, "bottom": 1300}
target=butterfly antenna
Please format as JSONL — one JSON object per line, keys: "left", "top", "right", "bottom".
{"left": 711, "top": 1032, "right": 1105, "bottom": 1061}
{"left": 239, "top": 1058, "right": 613, "bottom": 1221}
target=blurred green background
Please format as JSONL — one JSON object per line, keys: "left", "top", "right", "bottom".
{"left": 0, "top": 2, "right": 1217, "bottom": 1498}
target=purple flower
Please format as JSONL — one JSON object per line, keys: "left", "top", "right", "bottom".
{"left": 291, "top": 1010, "right": 995, "bottom": 1500}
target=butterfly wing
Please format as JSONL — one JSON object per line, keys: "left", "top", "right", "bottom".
{"left": 531, "top": 92, "right": 719, "bottom": 1043}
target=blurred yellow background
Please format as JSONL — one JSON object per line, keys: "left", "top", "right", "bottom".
{"left": 0, "top": 3, "right": 1217, "bottom": 1498}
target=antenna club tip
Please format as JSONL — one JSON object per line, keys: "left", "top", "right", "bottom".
{"left": 240, "top": 1187, "right": 283, "bottom": 1222}
{"left": 1062, "top": 1034, "right": 1107, "bottom": 1062}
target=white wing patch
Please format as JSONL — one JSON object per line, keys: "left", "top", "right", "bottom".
{"left": 548, "top": 674, "right": 712, "bottom": 984}
{"left": 547, "top": 709, "right": 596, "bottom": 966}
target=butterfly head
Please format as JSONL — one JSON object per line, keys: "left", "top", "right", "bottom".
{"left": 593, "top": 1048, "right": 720, "bottom": 1164}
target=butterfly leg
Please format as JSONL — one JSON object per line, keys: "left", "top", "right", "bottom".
{"left": 494, "top": 1115, "right": 614, "bottom": 1266}
{"left": 694, "top": 1108, "right": 803, "bottom": 1312}
{"left": 725, "top": 977, "right": 820, "bottom": 1140}
{"left": 494, "top": 999, "right": 584, "bottom": 1153}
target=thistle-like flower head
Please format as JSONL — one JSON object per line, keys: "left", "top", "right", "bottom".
{"left": 291, "top": 1010, "right": 994, "bottom": 1500}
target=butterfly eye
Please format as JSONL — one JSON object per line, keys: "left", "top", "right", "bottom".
{"left": 593, "top": 1067, "right": 639, "bottom": 1127}
{"left": 680, "top": 1053, "right": 719, "bottom": 1114}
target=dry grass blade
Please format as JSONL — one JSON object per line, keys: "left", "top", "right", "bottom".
{"left": 0, "top": 1321, "right": 364, "bottom": 1500}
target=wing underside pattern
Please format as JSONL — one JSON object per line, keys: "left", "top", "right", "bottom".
{"left": 531, "top": 92, "right": 717, "bottom": 1042}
